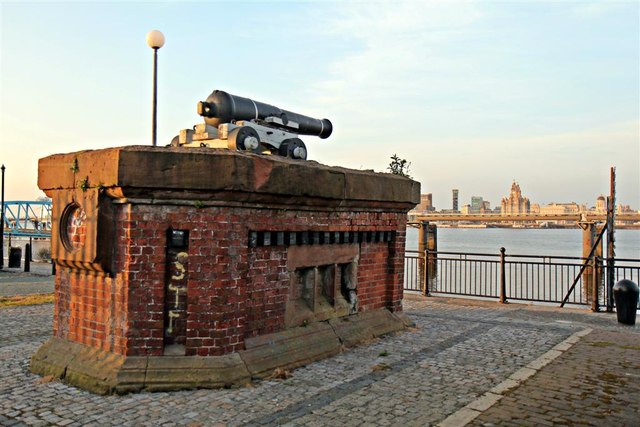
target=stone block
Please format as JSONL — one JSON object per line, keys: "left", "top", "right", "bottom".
{"left": 144, "top": 354, "right": 250, "bottom": 391}
{"left": 39, "top": 147, "right": 419, "bottom": 208}
{"left": 241, "top": 322, "right": 341, "bottom": 378}
{"left": 329, "top": 309, "right": 406, "bottom": 348}
{"left": 30, "top": 337, "right": 80, "bottom": 379}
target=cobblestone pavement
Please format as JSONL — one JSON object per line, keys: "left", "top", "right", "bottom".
{"left": 1, "top": 296, "right": 638, "bottom": 426}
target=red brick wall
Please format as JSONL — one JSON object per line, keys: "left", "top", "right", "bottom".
{"left": 54, "top": 203, "right": 408, "bottom": 357}
{"left": 54, "top": 268, "right": 128, "bottom": 354}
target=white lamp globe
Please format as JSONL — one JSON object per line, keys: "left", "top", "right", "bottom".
{"left": 146, "top": 30, "right": 165, "bottom": 49}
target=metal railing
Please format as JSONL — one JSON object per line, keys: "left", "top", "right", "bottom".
{"left": 404, "top": 249, "right": 640, "bottom": 310}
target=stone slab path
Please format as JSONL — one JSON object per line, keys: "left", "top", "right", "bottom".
{"left": 1, "top": 295, "right": 638, "bottom": 426}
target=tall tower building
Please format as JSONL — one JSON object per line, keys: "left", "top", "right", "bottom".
{"left": 452, "top": 189, "right": 459, "bottom": 212}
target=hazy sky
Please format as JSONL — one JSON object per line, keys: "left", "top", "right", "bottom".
{"left": 1, "top": 0, "right": 638, "bottom": 210}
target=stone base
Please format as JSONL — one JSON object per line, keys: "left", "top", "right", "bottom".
{"left": 31, "top": 308, "right": 408, "bottom": 394}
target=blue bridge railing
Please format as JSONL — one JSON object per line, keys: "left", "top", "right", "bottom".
{"left": 2, "top": 201, "right": 52, "bottom": 238}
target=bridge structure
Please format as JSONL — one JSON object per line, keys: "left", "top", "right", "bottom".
{"left": 2, "top": 201, "right": 52, "bottom": 238}
{"left": 410, "top": 212, "right": 640, "bottom": 224}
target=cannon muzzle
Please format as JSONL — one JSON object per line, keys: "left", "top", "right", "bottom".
{"left": 197, "top": 90, "right": 332, "bottom": 139}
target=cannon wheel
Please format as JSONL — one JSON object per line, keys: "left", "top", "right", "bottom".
{"left": 228, "top": 126, "right": 261, "bottom": 152}
{"left": 279, "top": 138, "right": 307, "bottom": 160}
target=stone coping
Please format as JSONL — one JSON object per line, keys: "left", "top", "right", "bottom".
{"left": 38, "top": 146, "right": 420, "bottom": 210}
{"left": 31, "top": 308, "right": 412, "bottom": 394}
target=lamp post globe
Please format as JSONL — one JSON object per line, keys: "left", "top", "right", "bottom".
{"left": 146, "top": 30, "right": 165, "bottom": 49}
{"left": 147, "top": 30, "right": 165, "bottom": 146}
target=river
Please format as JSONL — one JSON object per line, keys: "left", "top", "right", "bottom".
{"left": 405, "top": 227, "right": 640, "bottom": 259}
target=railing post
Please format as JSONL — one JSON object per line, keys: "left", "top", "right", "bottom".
{"left": 418, "top": 221, "right": 428, "bottom": 295}
{"left": 499, "top": 247, "right": 507, "bottom": 303}
{"left": 605, "top": 255, "right": 613, "bottom": 312}
{"left": 424, "top": 249, "right": 430, "bottom": 296}
{"left": 591, "top": 255, "right": 599, "bottom": 312}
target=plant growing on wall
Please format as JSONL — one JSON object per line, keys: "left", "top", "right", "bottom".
{"left": 388, "top": 154, "right": 412, "bottom": 178}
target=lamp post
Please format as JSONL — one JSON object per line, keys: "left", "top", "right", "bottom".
{"left": 1, "top": 165, "right": 5, "bottom": 269}
{"left": 146, "top": 30, "right": 165, "bottom": 146}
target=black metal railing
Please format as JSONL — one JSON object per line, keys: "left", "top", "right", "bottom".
{"left": 404, "top": 249, "right": 640, "bottom": 310}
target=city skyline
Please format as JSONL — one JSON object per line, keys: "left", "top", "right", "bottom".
{"left": 1, "top": 1, "right": 638, "bottom": 209}
{"left": 418, "top": 180, "right": 638, "bottom": 213}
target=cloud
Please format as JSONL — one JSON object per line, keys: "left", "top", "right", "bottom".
{"left": 311, "top": 1, "right": 484, "bottom": 117}
{"left": 571, "top": 1, "right": 621, "bottom": 18}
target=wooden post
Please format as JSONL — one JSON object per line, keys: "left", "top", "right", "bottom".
{"left": 499, "top": 247, "right": 507, "bottom": 303}
{"left": 582, "top": 222, "right": 602, "bottom": 306}
{"left": 606, "top": 167, "right": 616, "bottom": 312}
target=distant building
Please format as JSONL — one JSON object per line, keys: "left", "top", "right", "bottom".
{"left": 416, "top": 193, "right": 435, "bottom": 212}
{"left": 482, "top": 201, "right": 491, "bottom": 212}
{"left": 452, "top": 189, "right": 459, "bottom": 212}
{"left": 530, "top": 203, "right": 540, "bottom": 214}
{"left": 461, "top": 204, "right": 471, "bottom": 215}
{"left": 595, "top": 195, "right": 606, "bottom": 214}
{"left": 501, "top": 182, "right": 530, "bottom": 215}
{"left": 470, "top": 196, "right": 484, "bottom": 214}
{"left": 539, "top": 202, "right": 584, "bottom": 215}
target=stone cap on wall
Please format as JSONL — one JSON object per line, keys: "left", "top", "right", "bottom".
{"left": 39, "top": 146, "right": 420, "bottom": 211}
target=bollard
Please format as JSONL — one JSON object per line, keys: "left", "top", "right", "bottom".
{"left": 24, "top": 243, "right": 31, "bottom": 272}
{"left": 8, "top": 246, "right": 21, "bottom": 268}
{"left": 51, "top": 258, "right": 56, "bottom": 275}
{"left": 612, "top": 280, "right": 639, "bottom": 325}
{"left": 499, "top": 247, "right": 507, "bottom": 303}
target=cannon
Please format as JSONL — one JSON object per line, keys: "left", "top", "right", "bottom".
{"left": 171, "top": 90, "right": 332, "bottom": 160}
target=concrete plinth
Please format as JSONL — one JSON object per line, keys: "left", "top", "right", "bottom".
{"left": 32, "top": 146, "right": 419, "bottom": 393}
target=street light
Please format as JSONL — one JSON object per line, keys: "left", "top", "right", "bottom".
{"left": 146, "top": 30, "right": 165, "bottom": 146}
{"left": 1, "top": 165, "right": 5, "bottom": 269}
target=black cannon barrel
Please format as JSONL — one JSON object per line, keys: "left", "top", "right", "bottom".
{"left": 197, "top": 90, "right": 332, "bottom": 139}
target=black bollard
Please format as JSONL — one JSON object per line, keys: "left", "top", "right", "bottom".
{"left": 612, "top": 279, "right": 639, "bottom": 326}
{"left": 8, "top": 246, "right": 21, "bottom": 268}
{"left": 24, "top": 243, "right": 31, "bottom": 272}
{"left": 51, "top": 258, "right": 56, "bottom": 275}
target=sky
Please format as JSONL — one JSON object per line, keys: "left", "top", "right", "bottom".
{"left": 1, "top": 0, "right": 638, "bottom": 211}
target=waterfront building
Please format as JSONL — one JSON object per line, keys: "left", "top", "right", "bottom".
{"left": 471, "top": 196, "right": 484, "bottom": 214}
{"left": 501, "top": 182, "right": 530, "bottom": 215}
{"left": 617, "top": 204, "right": 633, "bottom": 214}
{"left": 595, "top": 195, "right": 606, "bottom": 214}
{"left": 461, "top": 204, "right": 471, "bottom": 215}
{"left": 452, "top": 189, "right": 459, "bottom": 212}
{"left": 416, "top": 193, "right": 434, "bottom": 212}
{"left": 539, "top": 202, "right": 584, "bottom": 215}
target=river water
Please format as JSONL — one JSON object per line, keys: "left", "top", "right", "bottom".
{"left": 405, "top": 227, "right": 640, "bottom": 259}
